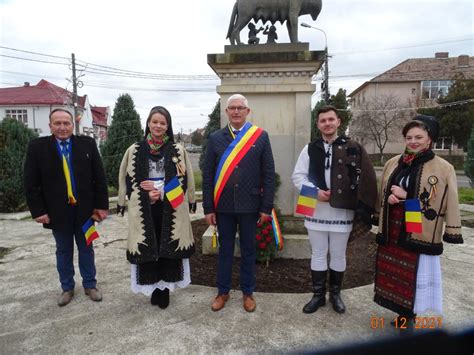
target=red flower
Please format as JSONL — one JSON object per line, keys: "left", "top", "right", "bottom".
{"left": 257, "top": 222, "right": 262, "bottom": 227}
{"left": 266, "top": 224, "right": 273, "bottom": 231}
{"left": 258, "top": 242, "right": 266, "bottom": 249}
{"left": 262, "top": 229, "right": 269, "bottom": 235}
{"left": 256, "top": 234, "right": 262, "bottom": 241}
{"left": 266, "top": 237, "right": 272, "bottom": 242}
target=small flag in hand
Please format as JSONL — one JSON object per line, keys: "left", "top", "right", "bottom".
{"left": 164, "top": 176, "right": 185, "bottom": 209}
{"left": 271, "top": 208, "right": 283, "bottom": 251}
{"left": 295, "top": 185, "right": 318, "bottom": 217}
{"left": 405, "top": 199, "right": 423, "bottom": 233}
{"left": 82, "top": 218, "right": 99, "bottom": 246}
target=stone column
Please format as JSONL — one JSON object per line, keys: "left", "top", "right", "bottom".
{"left": 208, "top": 43, "right": 324, "bottom": 215}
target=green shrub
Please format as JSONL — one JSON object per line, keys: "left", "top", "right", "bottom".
{"left": 0, "top": 119, "right": 38, "bottom": 212}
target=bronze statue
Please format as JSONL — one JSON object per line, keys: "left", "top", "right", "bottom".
{"left": 263, "top": 25, "right": 278, "bottom": 44}
{"left": 248, "top": 23, "right": 264, "bottom": 44}
{"left": 226, "top": 0, "right": 322, "bottom": 45}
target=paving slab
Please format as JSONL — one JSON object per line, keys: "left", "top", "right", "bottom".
{"left": 0, "top": 215, "right": 473, "bottom": 354}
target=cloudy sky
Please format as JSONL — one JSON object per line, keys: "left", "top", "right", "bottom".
{"left": 0, "top": 0, "right": 472, "bottom": 131}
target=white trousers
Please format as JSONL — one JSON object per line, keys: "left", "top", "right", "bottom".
{"left": 308, "top": 229, "right": 350, "bottom": 272}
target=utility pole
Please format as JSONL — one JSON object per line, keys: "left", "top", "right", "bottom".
{"left": 323, "top": 46, "right": 330, "bottom": 104}
{"left": 71, "top": 53, "right": 79, "bottom": 135}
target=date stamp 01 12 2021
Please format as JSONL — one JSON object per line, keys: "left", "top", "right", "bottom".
{"left": 370, "top": 316, "right": 443, "bottom": 329}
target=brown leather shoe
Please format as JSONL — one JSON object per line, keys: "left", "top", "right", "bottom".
{"left": 243, "top": 294, "right": 256, "bottom": 312}
{"left": 211, "top": 294, "right": 230, "bottom": 311}
{"left": 58, "top": 290, "right": 74, "bottom": 307}
{"left": 84, "top": 288, "right": 102, "bottom": 302}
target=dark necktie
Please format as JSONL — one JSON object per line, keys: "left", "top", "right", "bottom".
{"left": 233, "top": 130, "right": 239, "bottom": 136}
{"left": 325, "top": 145, "right": 331, "bottom": 169}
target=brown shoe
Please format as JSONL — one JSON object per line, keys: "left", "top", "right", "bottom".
{"left": 211, "top": 294, "right": 230, "bottom": 311}
{"left": 84, "top": 288, "right": 102, "bottom": 302}
{"left": 58, "top": 290, "right": 74, "bottom": 307}
{"left": 243, "top": 294, "right": 256, "bottom": 312}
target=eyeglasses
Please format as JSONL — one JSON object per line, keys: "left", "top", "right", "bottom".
{"left": 227, "top": 106, "right": 248, "bottom": 112}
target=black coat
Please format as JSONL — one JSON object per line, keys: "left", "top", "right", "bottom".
{"left": 202, "top": 126, "right": 275, "bottom": 215}
{"left": 24, "top": 135, "right": 109, "bottom": 231}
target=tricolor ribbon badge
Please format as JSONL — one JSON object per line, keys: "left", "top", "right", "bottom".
{"left": 405, "top": 199, "right": 423, "bottom": 233}
{"left": 164, "top": 176, "right": 185, "bottom": 209}
{"left": 295, "top": 185, "right": 318, "bottom": 217}
{"left": 82, "top": 218, "right": 99, "bottom": 246}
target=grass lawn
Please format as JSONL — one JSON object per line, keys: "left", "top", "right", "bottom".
{"left": 459, "top": 187, "right": 474, "bottom": 205}
{"left": 194, "top": 171, "right": 202, "bottom": 191}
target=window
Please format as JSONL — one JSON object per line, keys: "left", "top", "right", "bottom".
{"left": 434, "top": 136, "right": 454, "bottom": 150}
{"left": 421, "top": 80, "right": 452, "bottom": 99}
{"left": 5, "top": 109, "right": 28, "bottom": 125}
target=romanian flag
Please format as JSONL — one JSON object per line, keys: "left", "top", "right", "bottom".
{"left": 164, "top": 176, "right": 185, "bottom": 209}
{"left": 405, "top": 199, "right": 423, "bottom": 233}
{"left": 213, "top": 122, "right": 263, "bottom": 209}
{"left": 295, "top": 185, "right": 318, "bottom": 217}
{"left": 271, "top": 208, "right": 283, "bottom": 251}
{"left": 82, "top": 218, "right": 99, "bottom": 246}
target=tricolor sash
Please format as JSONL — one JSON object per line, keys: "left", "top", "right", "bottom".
{"left": 56, "top": 141, "right": 77, "bottom": 205}
{"left": 213, "top": 122, "right": 263, "bottom": 208}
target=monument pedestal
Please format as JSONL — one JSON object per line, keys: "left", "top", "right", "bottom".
{"left": 208, "top": 43, "right": 324, "bottom": 215}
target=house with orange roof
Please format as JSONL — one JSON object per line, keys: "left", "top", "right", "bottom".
{"left": 0, "top": 79, "right": 109, "bottom": 145}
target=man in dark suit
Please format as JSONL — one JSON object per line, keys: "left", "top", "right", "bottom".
{"left": 202, "top": 94, "right": 275, "bottom": 312}
{"left": 24, "top": 109, "right": 109, "bottom": 306}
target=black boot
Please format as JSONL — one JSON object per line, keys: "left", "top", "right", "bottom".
{"left": 329, "top": 269, "right": 346, "bottom": 314}
{"left": 303, "top": 270, "right": 327, "bottom": 314}
{"left": 151, "top": 288, "right": 170, "bottom": 309}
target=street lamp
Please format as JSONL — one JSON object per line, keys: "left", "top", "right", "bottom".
{"left": 301, "top": 22, "right": 330, "bottom": 103}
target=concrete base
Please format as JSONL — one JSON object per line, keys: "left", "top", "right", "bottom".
{"left": 202, "top": 225, "right": 311, "bottom": 259}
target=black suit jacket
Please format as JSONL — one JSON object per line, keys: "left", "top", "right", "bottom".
{"left": 202, "top": 126, "right": 275, "bottom": 215}
{"left": 24, "top": 135, "right": 109, "bottom": 231}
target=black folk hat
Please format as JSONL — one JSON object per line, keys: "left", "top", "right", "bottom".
{"left": 413, "top": 114, "right": 440, "bottom": 142}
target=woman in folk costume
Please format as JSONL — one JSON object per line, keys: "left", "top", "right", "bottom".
{"left": 374, "top": 115, "right": 463, "bottom": 327}
{"left": 118, "top": 106, "right": 196, "bottom": 309}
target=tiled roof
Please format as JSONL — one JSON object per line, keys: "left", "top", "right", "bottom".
{"left": 91, "top": 106, "right": 108, "bottom": 127}
{"left": 350, "top": 54, "right": 473, "bottom": 97}
{"left": 0, "top": 79, "right": 85, "bottom": 107}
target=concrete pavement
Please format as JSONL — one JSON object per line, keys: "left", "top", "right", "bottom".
{"left": 0, "top": 213, "right": 473, "bottom": 354}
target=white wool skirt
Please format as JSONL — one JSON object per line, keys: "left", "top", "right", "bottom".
{"left": 414, "top": 254, "right": 443, "bottom": 314}
{"left": 130, "top": 259, "right": 191, "bottom": 296}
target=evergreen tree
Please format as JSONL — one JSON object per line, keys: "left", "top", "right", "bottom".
{"left": 331, "top": 88, "right": 352, "bottom": 135}
{"left": 190, "top": 129, "right": 203, "bottom": 146}
{"left": 0, "top": 119, "right": 38, "bottom": 212}
{"left": 100, "top": 94, "right": 143, "bottom": 189}
{"left": 465, "top": 127, "right": 474, "bottom": 186}
{"left": 199, "top": 100, "right": 221, "bottom": 171}
{"left": 418, "top": 77, "right": 474, "bottom": 150}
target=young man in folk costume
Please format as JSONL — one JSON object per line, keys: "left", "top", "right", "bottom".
{"left": 202, "top": 94, "right": 275, "bottom": 312}
{"left": 292, "top": 105, "right": 377, "bottom": 314}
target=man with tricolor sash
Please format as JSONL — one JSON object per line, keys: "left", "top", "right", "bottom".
{"left": 24, "top": 109, "right": 109, "bottom": 307}
{"left": 202, "top": 94, "right": 275, "bottom": 312}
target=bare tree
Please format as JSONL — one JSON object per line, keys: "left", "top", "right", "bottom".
{"left": 352, "top": 94, "right": 412, "bottom": 163}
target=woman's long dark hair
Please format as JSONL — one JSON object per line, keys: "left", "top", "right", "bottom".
{"left": 144, "top": 106, "right": 175, "bottom": 142}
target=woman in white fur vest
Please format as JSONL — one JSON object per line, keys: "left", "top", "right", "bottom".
{"left": 118, "top": 106, "right": 196, "bottom": 309}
